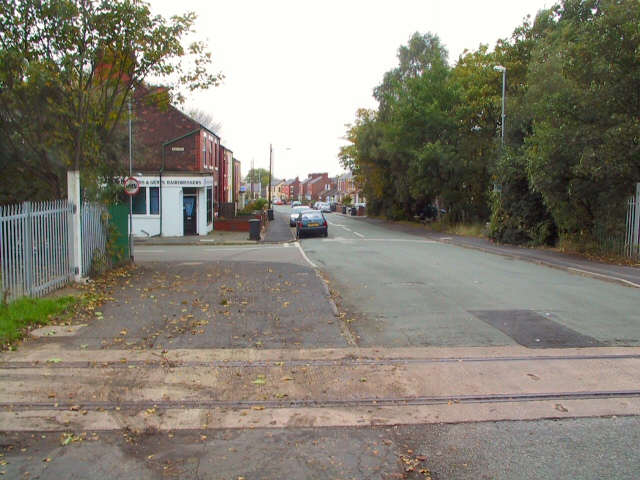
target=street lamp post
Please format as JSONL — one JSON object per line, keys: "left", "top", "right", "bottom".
{"left": 268, "top": 144, "right": 273, "bottom": 209}
{"left": 493, "top": 65, "right": 506, "bottom": 145}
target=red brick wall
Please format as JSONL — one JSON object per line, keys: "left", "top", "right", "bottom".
{"left": 132, "top": 86, "right": 204, "bottom": 173}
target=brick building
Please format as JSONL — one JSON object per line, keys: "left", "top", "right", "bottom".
{"left": 127, "top": 85, "right": 239, "bottom": 237}
{"left": 303, "top": 173, "right": 333, "bottom": 202}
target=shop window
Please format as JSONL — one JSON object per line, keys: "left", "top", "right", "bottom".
{"left": 131, "top": 187, "right": 147, "bottom": 214}
{"left": 207, "top": 187, "right": 213, "bottom": 224}
{"left": 150, "top": 187, "right": 159, "bottom": 214}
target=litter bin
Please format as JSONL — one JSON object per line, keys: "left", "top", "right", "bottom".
{"left": 268, "top": 208, "right": 274, "bottom": 221}
{"left": 341, "top": 206, "right": 347, "bottom": 214}
{"left": 350, "top": 206, "right": 357, "bottom": 216}
{"left": 330, "top": 204, "right": 336, "bottom": 212}
{"left": 249, "top": 219, "right": 261, "bottom": 240}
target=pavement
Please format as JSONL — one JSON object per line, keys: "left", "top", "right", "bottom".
{"left": 134, "top": 209, "right": 640, "bottom": 288}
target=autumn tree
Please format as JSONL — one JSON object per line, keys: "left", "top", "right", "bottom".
{"left": 0, "top": 0, "right": 223, "bottom": 202}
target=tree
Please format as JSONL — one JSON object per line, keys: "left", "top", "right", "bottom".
{"left": 244, "top": 168, "right": 270, "bottom": 187}
{"left": 524, "top": 0, "right": 640, "bottom": 238}
{"left": 0, "top": 0, "right": 223, "bottom": 202}
{"left": 182, "top": 107, "right": 223, "bottom": 137}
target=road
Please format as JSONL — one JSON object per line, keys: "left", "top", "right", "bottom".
{"left": 2, "top": 209, "right": 640, "bottom": 479}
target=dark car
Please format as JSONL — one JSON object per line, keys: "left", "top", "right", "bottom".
{"left": 296, "top": 211, "right": 328, "bottom": 238}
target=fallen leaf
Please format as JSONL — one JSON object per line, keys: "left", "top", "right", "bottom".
{"left": 251, "top": 406, "right": 265, "bottom": 410}
{"left": 46, "top": 358, "right": 63, "bottom": 363}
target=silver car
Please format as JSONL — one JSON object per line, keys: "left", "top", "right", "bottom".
{"left": 289, "top": 205, "right": 311, "bottom": 227}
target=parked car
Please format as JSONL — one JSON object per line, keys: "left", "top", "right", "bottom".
{"left": 313, "top": 201, "right": 322, "bottom": 210}
{"left": 320, "top": 202, "right": 331, "bottom": 213}
{"left": 289, "top": 205, "right": 311, "bottom": 227}
{"left": 273, "top": 198, "right": 283, "bottom": 205}
{"left": 296, "top": 210, "right": 328, "bottom": 238}
{"left": 291, "top": 201, "right": 302, "bottom": 207}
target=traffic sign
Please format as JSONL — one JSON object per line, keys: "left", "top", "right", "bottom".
{"left": 124, "top": 177, "right": 140, "bottom": 196}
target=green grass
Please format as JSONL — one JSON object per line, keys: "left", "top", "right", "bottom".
{"left": 0, "top": 296, "right": 78, "bottom": 348}
{"left": 446, "top": 222, "right": 486, "bottom": 238}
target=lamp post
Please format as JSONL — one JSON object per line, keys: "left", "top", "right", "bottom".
{"left": 269, "top": 144, "right": 273, "bottom": 209}
{"left": 268, "top": 145, "right": 292, "bottom": 207}
{"left": 493, "top": 65, "right": 506, "bottom": 145}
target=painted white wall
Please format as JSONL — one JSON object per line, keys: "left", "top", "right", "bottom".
{"left": 129, "top": 175, "right": 215, "bottom": 237}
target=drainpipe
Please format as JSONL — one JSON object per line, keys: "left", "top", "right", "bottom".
{"left": 160, "top": 129, "right": 200, "bottom": 236}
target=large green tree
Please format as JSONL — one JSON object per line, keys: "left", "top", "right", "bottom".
{"left": 525, "top": 0, "right": 640, "bottom": 238}
{"left": 0, "top": 0, "right": 223, "bottom": 202}
{"left": 244, "top": 168, "right": 270, "bottom": 187}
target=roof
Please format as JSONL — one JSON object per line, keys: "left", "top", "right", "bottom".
{"left": 338, "top": 171, "right": 354, "bottom": 180}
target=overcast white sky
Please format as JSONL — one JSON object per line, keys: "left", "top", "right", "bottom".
{"left": 148, "top": 0, "right": 551, "bottom": 181}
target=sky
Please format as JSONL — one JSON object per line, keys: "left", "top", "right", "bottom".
{"left": 148, "top": 0, "right": 552, "bottom": 182}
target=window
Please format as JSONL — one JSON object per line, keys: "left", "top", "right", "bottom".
{"left": 131, "top": 187, "right": 147, "bottom": 214}
{"left": 207, "top": 187, "right": 213, "bottom": 224}
{"left": 150, "top": 187, "right": 159, "bottom": 215}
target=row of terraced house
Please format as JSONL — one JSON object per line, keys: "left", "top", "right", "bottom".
{"left": 268, "top": 171, "right": 363, "bottom": 205}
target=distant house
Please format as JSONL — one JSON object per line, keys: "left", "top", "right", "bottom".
{"left": 126, "top": 85, "right": 239, "bottom": 237}
{"left": 336, "top": 171, "right": 361, "bottom": 203}
{"left": 282, "top": 177, "right": 301, "bottom": 203}
{"left": 303, "top": 173, "right": 333, "bottom": 202}
{"left": 270, "top": 179, "right": 285, "bottom": 202}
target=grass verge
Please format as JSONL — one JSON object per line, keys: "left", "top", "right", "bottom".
{"left": 0, "top": 296, "right": 78, "bottom": 349}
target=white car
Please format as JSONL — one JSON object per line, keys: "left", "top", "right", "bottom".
{"left": 319, "top": 202, "right": 331, "bottom": 213}
{"left": 289, "top": 205, "right": 311, "bottom": 227}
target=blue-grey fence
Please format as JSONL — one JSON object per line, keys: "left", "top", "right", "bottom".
{"left": 0, "top": 200, "right": 109, "bottom": 303}
{"left": 81, "top": 202, "right": 110, "bottom": 277}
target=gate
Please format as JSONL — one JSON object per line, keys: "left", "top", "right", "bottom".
{"left": 626, "top": 183, "right": 640, "bottom": 260}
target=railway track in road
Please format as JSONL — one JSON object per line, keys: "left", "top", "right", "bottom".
{"left": 2, "top": 352, "right": 640, "bottom": 370}
{"left": 1, "top": 349, "right": 639, "bottom": 431}
{"left": 3, "top": 389, "right": 640, "bottom": 411}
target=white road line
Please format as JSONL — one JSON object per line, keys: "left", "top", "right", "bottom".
{"left": 354, "top": 232, "right": 364, "bottom": 238}
{"left": 283, "top": 243, "right": 290, "bottom": 248}
{"left": 204, "top": 246, "right": 284, "bottom": 252}
{"left": 342, "top": 227, "right": 352, "bottom": 232}
{"left": 295, "top": 241, "right": 317, "bottom": 268}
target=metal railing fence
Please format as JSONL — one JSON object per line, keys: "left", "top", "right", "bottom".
{"left": 81, "top": 202, "right": 110, "bottom": 277}
{"left": 594, "top": 184, "right": 639, "bottom": 261}
{"left": 625, "top": 183, "right": 640, "bottom": 260}
{"left": 1, "top": 200, "right": 72, "bottom": 302}
{"left": 1, "top": 200, "right": 110, "bottom": 303}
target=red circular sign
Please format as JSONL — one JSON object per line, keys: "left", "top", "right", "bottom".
{"left": 123, "top": 177, "right": 140, "bottom": 196}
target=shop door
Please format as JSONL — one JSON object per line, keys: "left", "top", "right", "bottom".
{"left": 183, "top": 195, "right": 197, "bottom": 235}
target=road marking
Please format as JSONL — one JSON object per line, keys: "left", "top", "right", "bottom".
{"left": 342, "top": 227, "right": 352, "bottom": 232}
{"left": 322, "top": 238, "right": 436, "bottom": 244}
{"left": 295, "top": 241, "right": 317, "bottom": 268}
{"left": 283, "top": 243, "right": 290, "bottom": 248}
{"left": 204, "top": 246, "right": 283, "bottom": 252}
{"left": 135, "top": 249, "right": 166, "bottom": 253}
